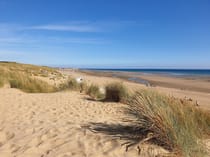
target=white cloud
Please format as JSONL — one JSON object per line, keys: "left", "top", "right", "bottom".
{"left": 29, "top": 24, "right": 99, "bottom": 32}
{"left": 0, "top": 20, "right": 138, "bottom": 33}
{"left": 0, "top": 36, "right": 105, "bottom": 45}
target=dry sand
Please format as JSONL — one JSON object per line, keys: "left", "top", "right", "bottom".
{"left": 0, "top": 69, "right": 210, "bottom": 157}
{"left": 0, "top": 88, "right": 168, "bottom": 157}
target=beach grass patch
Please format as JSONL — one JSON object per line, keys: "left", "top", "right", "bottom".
{"left": 8, "top": 72, "right": 57, "bottom": 93}
{"left": 86, "top": 84, "right": 105, "bottom": 100}
{"left": 125, "top": 89, "right": 210, "bottom": 157}
{"left": 0, "top": 76, "right": 4, "bottom": 87}
{"left": 0, "top": 62, "right": 59, "bottom": 92}
{"left": 59, "top": 77, "right": 87, "bottom": 92}
{"left": 104, "top": 82, "right": 129, "bottom": 103}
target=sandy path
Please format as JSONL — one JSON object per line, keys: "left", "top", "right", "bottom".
{"left": 0, "top": 88, "right": 167, "bottom": 157}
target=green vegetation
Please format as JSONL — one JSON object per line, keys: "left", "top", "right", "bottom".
{"left": 9, "top": 72, "right": 56, "bottom": 93}
{"left": 86, "top": 84, "right": 105, "bottom": 100}
{"left": 104, "top": 82, "right": 129, "bottom": 103}
{"left": 0, "top": 76, "right": 4, "bottom": 87}
{"left": 125, "top": 90, "right": 210, "bottom": 157}
{"left": 0, "top": 62, "right": 90, "bottom": 93}
{"left": 59, "top": 77, "right": 87, "bottom": 92}
{"left": 0, "top": 62, "right": 58, "bottom": 93}
{"left": 0, "top": 61, "right": 62, "bottom": 77}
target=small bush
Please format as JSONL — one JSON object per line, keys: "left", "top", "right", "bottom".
{"left": 125, "top": 89, "right": 210, "bottom": 157}
{"left": 104, "top": 83, "right": 128, "bottom": 103}
{"left": 86, "top": 84, "right": 105, "bottom": 100}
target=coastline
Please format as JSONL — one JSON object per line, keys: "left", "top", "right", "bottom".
{"left": 1, "top": 64, "right": 210, "bottom": 157}
{"left": 58, "top": 69, "right": 210, "bottom": 110}
{"left": 80, "top": 69, "right": 210, "bottom": 93}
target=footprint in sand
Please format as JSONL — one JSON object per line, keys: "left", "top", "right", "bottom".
{"left": 25, "top": 128, "right": 35, "bottom": 134}
{"left": 29, "top": 136, "right": 43, "bottom": 147}
{"left": 9, "top": 143, "right": 21, "bottom": 153}
{"left": 0, "top": 131, "right": 15, "bottom": 144}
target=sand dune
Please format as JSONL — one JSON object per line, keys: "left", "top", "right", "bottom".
{"left": 0, "top": 88, "right": 168, "bottom": 157}
{"left": 1, "top": 69, "right": 210, "bottom": 157}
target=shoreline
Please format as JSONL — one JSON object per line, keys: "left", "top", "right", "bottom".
{"left": 59, "top": 68, "right": 210, "bottom": 110}
{"left": 80, "top": 69, "right": 210, "bottom": 93}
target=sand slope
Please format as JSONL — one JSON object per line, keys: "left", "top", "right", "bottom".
{"left": 0, "top": 88, "right": 168, "bottom": 157}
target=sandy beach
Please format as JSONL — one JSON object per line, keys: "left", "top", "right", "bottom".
{"left": 0, "top": 89, "right": 167, "bottom": 157}
{"left": 62, "top": 69, "right": 210, "bottom": 110}
{"left": 0, "top": 69, "right": 210, "bottom": 157}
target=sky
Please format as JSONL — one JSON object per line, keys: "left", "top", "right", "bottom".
{"left": 0, "top": 0, "right": 210, "bottom": 68}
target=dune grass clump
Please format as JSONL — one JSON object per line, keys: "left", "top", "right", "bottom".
{"left": 0, "top": 69, "right": 6, "bottom": 87}
{"left": 8, "top": 72, "right": 57, "bottom": 93}
{"left": 125, "top": 89, "right": 210, "bottom": 157}
{"left": 0, "top": 62, "right": 65, "bottom": 91}
{"left": 0, "top": 76, "right": 4, "bottom": 87}
{"left": 86, "top": 84, "right": 105, "bottom": 100}
{"left": 59, "top": 77, "right": 87, "bottom": 92}
{"left": 104, "top": 82, "right": 129, "bottom": 103}
{"left": 0, "top": 63, "right": 58, "bottom": 93}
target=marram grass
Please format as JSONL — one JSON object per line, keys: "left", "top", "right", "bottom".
{"left": 0, "top": 62, "right": 58, "bottom": 93}
{"left": 104, "top": 82, "right": 129, "bottom": 103}
{"left": 125, "top": 89, "right": 210, "bottom": 157}
{"left": 59, "top": 77, "right": 87, "bottom": 92}
{"left": 9, "top": 72, "right": 56, "bottom": 93}
{"left": 86, "top": 84, "right": 105, "bottom": 100}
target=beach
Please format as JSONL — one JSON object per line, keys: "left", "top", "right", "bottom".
{"left": 0, "top": 68, "right": 210, "bottom": 157}
{"left": 63, "top": 69, "right": 210, "bottom": 110}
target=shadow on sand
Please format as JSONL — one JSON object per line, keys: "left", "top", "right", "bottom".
{"left": 83, "top": 122, "right": 155, "bottom": 153}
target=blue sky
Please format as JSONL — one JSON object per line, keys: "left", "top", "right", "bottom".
{"left": 0, "top": 0, "right": 210, "bottom": 68}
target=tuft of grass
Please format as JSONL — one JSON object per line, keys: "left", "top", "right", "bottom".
{"left": 8, "top": 72, "right": 57, "bottom": 93}
{"left": 125, "top": 89, "right": 210, "bottom": 157}
{"left": 0, "top": 76, "right": 4, "bottom": 87}
{"left": 86, "top": 84, "right": 105, "bottom": 100}
{"left": 104, "top": 82, "right": 129, "bottom": 103}
{"left": 59, "top": 77, "right": 87, "bottom": 92}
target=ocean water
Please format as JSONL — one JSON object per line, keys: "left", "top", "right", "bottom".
{"left": 85, "top": 69, "right": 210, "bottom": 77}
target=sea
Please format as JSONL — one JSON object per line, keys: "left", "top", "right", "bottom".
{"left": 84, "top": 69, "right": 210, "bottom": 77}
